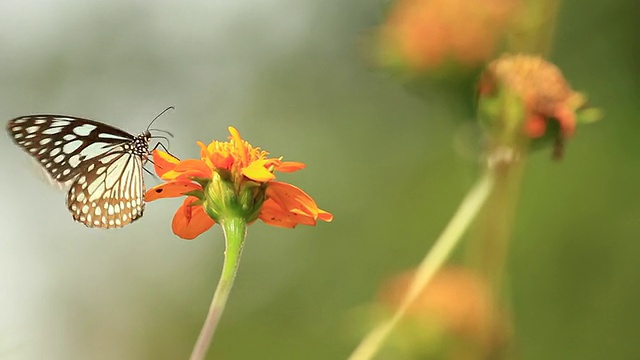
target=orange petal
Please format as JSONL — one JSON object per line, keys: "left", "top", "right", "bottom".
{"left": 228, "top": 126, "right": 249, "bottom": 167}
{"left": 266, "top": 181, "right": 319, "bottom": 218}
{"left": 524, "top": 114, "right": 547, "bottom": 138}
{"left": 275, "top": 161, "right": 306, "bottom": 173}
{"left": 554, "top": 107, "right": 577, "bottom": 137}
{"left": 172, "top": 197, "right": 216, "bottom": 240}
{"left": 259, "top": 199, "right": 316, "bottom": 228}
{"left": 242, "top": 160, "right": 276, "bottom": 182}
{"left": 199, "top": 140, "right": 234, "bottom": 170}
{"left": 161, "top": 159, "right": 212, "bottom": 180}
{"left": 261, "top": 181, "right": 332, "bottom": 227}
{"left": 317, "top": 209, "right": 334, "bottom": 222}
{"left": 152, "top": 150, "right": 180, "bottom": 177}
{"left": 144, "top": 181, "right": 202, "bottom": 202}
{"left": 197, "top": 141, "right": 214, "bottom": 169}
{"left": 197, "top": 141, "right": 210, "bottom": 159}
{"left": 210, "top": 151, "right": 234, "bottom": 170}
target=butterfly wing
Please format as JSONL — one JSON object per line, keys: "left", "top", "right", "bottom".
{"left": 67, "top": 144, "right": 146, "bottom": 228}
{"left": 7, "top": 115, "right": 149, "bottom": 228}
{"left": 6, "top": 115, "right": 135, "bottom": 184}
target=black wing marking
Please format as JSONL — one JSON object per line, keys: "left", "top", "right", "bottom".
{"left": 6, "top": 115, "right": 134, "bottom": 183}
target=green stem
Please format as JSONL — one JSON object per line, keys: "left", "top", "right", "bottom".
{"left": 348, "top": 171, "right": 496, "bottom": 360}
{"left": 189, "top": 217, "right": 247, "bottom": 360}
{"left": 469, "top": 157, "right": 525, "bottom": 292}
{"left": 507, "top": 0, "right": 560, "bottom": 54}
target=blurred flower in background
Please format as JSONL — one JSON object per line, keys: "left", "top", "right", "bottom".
{"left": 373, "top": 266, "right": 506, "bottom": 359}
{"left": 480, "top": 54, "right": 585, "bottom": 139}
{"left": 376, "top": 0, "right": 521, "bottom": 73}
{"left": 478, "top": 54, "right": 600, "bottom": 158}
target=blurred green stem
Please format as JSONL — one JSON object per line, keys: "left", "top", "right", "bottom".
{"left": 190, "top": 217, "right": 247, "bottom": 360}
{"left": 348, "top": 171, "right": 495, "bottom": 360}
{"left": 508, "top": 0, "right": 560, "bottom": 54}
{"left": 469, "top": 155, "right": 525, "bottom": 292}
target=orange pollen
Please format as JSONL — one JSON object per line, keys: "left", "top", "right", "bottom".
{"left": 210, "top": 139, "right": 270, "bottom": 169}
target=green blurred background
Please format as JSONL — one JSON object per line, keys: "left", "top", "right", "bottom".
{"left": 0, "top": 1, "right": 638, "bottom": 359}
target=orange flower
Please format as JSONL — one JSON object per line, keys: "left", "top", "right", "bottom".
{"left": 480, "top": 54, "right": 585, "bottom": 139}
{"left": 378, "top": 267, "right": 503, "bottom": 357}
{"left": 377, "top": 0, "right": 520, "bottom": 71}
{"left": 478, "top": 54, "right": 597, "bottom": 158}
{"left": 145, "top": 127, "right": 333, "bottom": 240}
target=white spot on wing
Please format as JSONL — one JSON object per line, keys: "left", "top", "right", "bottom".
{"left": 73, "top": 124, "right": 97, "bottom": 136}
{"left": 98, "top": 133, "right": 129, "bottom": 140}
{"left": 26, "top": 126, "right": 39, "bottom": 134}
{"left": 42, "top": 127, "right": 63, "bottom": 135}
{"left": 68, "top": 155, "right": 81, "bottom": 168}
{"left": 63, "top": 140, "right": 83, "bottom": 154}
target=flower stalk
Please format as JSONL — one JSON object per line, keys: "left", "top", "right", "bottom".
{"left": 468, "top": 158, "right": 524, "bottom": 293}
{"left": 189, "top": 216, "right": 247, "bottom": 360}
{"left": 348, "top": 171, "right": 495, "bottom": 360}
{"left": 145, "top": 126, "right": 332, "bottom": 358}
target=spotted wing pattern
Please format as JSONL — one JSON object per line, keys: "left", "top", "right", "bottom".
{"left": 6, "top": 115, "right": 151, "bottom": 228}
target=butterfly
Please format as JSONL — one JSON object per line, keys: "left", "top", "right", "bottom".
{"left": 6, "top": 110, "right": 172, "bottom": 228}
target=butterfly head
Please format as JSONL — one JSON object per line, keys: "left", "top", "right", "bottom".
{"left": 132, "top": 131, "right": 152, "bottom": 158}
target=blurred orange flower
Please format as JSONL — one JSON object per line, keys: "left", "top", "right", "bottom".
{"left": 378, "top": 0, "right": 520, "bottom": 71}
{"left": 145, "top": 127, "right": 333, "bottom": 240}
{"left": 480, "top": 54, "right": 586, "bottom": 139}
{"left": 378, "top": 267, "right": 504, "bottom": 356}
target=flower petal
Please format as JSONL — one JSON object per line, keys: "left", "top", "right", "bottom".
{"left": 554, "top": 106, "right": 577, "bottom": 137}
{"left": 210, "top": 150, "right": 234, "bottom": 170}
{"left": 172, "top": 197, "right": 216, "bottom": 240}
{"left": 317, "top": 209, "right": 334, "bottom": 222}
{"left": 228, "top": 126, "right": 249, "bottom": 167}
{"left": 161, "top": 159, "right": 212, "bottom": 180}
{"left": 197, "top": 141, "right": 214, "bottom": 168}
{"left": 145, "top": 181, "right": 203, "bottom": 202}
{"left": 152, "top": 150, "right": 180, "bottom": 177}
{"left": 275, "top": 161, "right": 306, "bottom": 173}
{"left": 525, "top": 114, "right": 547, "bottom": 138}
{"left": 242, "top": 160, "right": 276, "bottom": 182}
{"left": 266, "top": 181, "right": 319, "bottom": 218}
{"left": 261, "top": 181, "right": 333, "bottom": 227}
{"left": 259, "top": 199, "right": 316, "bottom": 228}
{"left": 199, "top": 140, "right": 234, "bottom": 170}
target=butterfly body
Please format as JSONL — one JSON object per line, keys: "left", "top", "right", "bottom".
{"left": 7, "top": 115, "right": 151, "bottom": 228}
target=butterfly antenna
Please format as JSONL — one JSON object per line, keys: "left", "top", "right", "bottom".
{"left": 146, "top": 106, "right": 175, "bottom": 132}
{"left": 150, "top": 128, "right": 174, "bottom": 137}
{"left": 150, "top": 134, "right": 171, "bottom": 143}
